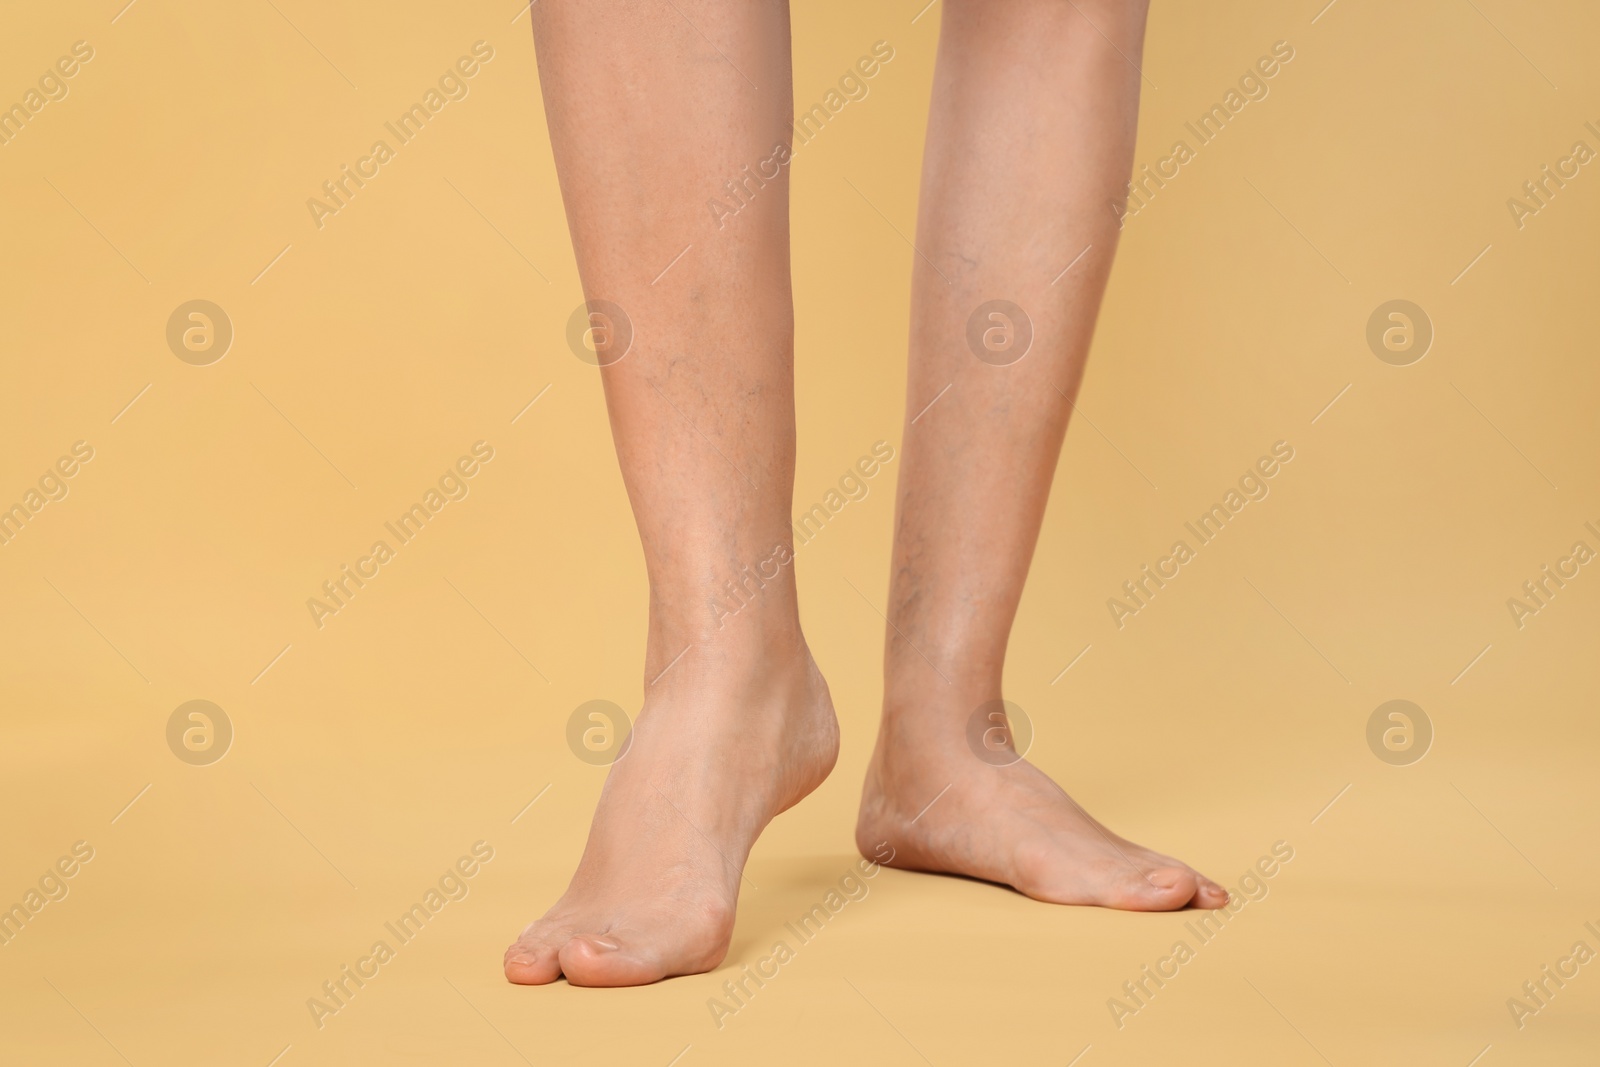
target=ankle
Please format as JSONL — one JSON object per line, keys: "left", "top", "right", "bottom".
{"left": 875, "top": 667, "right": 1004, "bottom": 762}
{"left": 643, "top": 603, "right": 802, "bottom": 671}
{"left": 884, "top": 657, "right": 1001, "bottom": 711}
{"left": 643, "top": 615, "right": 813, "bottom": 694}
{"left": 885, "top": 628, "right": 1005, "bottom": 691}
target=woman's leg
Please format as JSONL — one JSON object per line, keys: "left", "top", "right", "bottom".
{"left": 507, "top": 0, "right": 837, "bottom": 986}
{"left": 857, "top": 0, "right": 1228, "bottom": 910}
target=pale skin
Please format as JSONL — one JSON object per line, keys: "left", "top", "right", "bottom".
{"left": 506, "top": 0, "right": 1227, "bottom": 988}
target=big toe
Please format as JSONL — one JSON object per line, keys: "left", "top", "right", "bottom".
{"left": 558, "top": 934, "right": 666, "bottom": 988}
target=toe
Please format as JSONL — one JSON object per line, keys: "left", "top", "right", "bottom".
{"left": 1193, "top": 875, "right": 1230, "bottom": 909}
{"left": 503, "top": 943, "right": 562, "bottom": 985}
{"left": 503, "top": 925, "right": 565, "bottom": 985}
{"left": 559, "top": 934, "right": 665, "bottom": 987}
{"left": 1109, "top": 864, "right": 1199, "bottom": 911}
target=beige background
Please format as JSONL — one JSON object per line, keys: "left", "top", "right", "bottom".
{"left": 2, "top": 0, "right": 1598, "bottom": 1063}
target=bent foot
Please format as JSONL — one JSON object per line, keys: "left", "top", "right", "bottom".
{"left": 856, "top": 707, "right": 1228, "bottom": 911}
{"left": 505, "top": 643, "right": 838, "bottom": 986}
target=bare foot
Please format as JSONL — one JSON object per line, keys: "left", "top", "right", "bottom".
{"left": 505, "top": 639, "right": 838, "bottom": 986}
{"left": 856, "top": 699, "right": 1228, "bottom": 911}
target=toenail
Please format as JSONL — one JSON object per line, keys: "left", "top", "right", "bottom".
{"left": 507, "top": 954, "right": 536, "bottom": 966}
{"left": 585, "top": 937, "right": 619, "bottom": 951}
